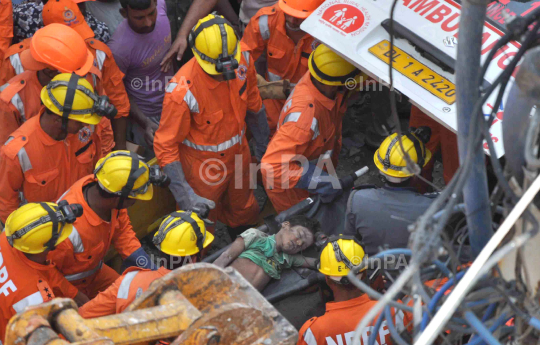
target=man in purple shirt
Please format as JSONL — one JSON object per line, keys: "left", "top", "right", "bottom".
{"left": 108, "top": 0, "right": 174, "bottom": 157}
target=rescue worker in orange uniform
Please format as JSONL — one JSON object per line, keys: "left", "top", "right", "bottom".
{"left": 78, "top": 209, "right": 214, "bottom": 318}
{"left": 261, "top": 44, "right": 362, "bottom": 213}
{"left": 42, "top": 0, "right": 129, "bottom": 150}
{"left": 0, "top": 0, "right": 129, "bottom": 150}
{"left": 409, "top": 105, "right": 459, "bottom": 187}
{"left": 48, "top": 151, "right": 168, "bottom": 298}
{"left": 0, "top": 73, "right": 115, "bottom": 223}
{"left": 0, "top": 24, "right": 100, "bottom": 145}
{"left": 0, "top": 0, "right": 12, "bottom": 58}
{"left": 155, "top": 14, "right": 270, "bottom": 239}
{"left": 241, "top": 0, "right": 324, "bottom": 135}
{"left": 297, "top": 236, "right": 411, "bottom": 345}
{"left": 0, "top": 202, "right": 89, "bottom": 341}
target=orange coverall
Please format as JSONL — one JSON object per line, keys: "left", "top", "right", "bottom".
{"left": 262, "top": 72, "right": 347, "bottom": 213}
{"left": 0, "top": 0, "right": 12, "bottom": 59}
{"left": 0, "top": 113, "right": 102, "bottom": 223}
{"left": 0, "top": 37, "right": 129, "bottom": 120}
{"left": 48, "top": 176, "right": 142, "bottom": 299}
{"left": 79, "top": 267, "right": 170, "bottom": 318}
{"left": 241, "top": 3, "right": 317, "bottom": 135}
{"left": 0, "top": 233, "right": 78, "bottom": 342}
{"left": 155, "top": 55, "right": 263, "bottom": 228}
{"left": 409, "top": 105, "right": 459, "bottom": 184}
{"left": 0, "top": 65, "right": 115, "bottom": 152}
{"left": 297, "top": 294, "right": 411, "bottom": 345}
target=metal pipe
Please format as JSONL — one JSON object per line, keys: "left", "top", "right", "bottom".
{"left": 465, "top": 311, "right": 503, "bottom": 345}
{"left": 416, "top": 172, "right": 540, "bottom": 345}
{"left": 455, "top": 0, "right": 493, "bottom": 258}
{"left": 504, "top": 47, "right": 540, "bottom": 183}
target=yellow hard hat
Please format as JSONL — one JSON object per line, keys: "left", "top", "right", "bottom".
{"left": 153, "top": 210, "right": 214, "bottom": 256}
{"left": 40, "top": 73, "right": 103, "bottom": 125}
{"left": 308, "top": 44, "right": 360, "bottom": 86}
{"left": 94, "top": 151, "right": 153, "bottom": 201}
{"left": 189, "top": 14, "right": 241, "bottom": 76}
{"left": 5, "top": 202, "right": 79, "bottom": 254}
{"left": 318, "top": 236, "right": 366, "bottom": 277}
{"left": 374, "top": 132, "right": 432, "bottom": 178}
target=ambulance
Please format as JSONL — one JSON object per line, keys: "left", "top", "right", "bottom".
{"left": 301, "top": 0, "right": 539, "bottom": 157}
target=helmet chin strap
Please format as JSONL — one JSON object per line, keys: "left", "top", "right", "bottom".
{"left": 286, "top": 22, "right": 303, "bottom": 31}
{"left": 60, "top": 73, "right": 80, "bottom": 134}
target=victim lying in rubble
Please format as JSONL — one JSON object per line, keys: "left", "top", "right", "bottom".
{"left": 213, "top": 215, "right": 320, "bottom": 291}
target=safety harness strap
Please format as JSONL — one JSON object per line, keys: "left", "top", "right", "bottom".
{"left": 378, "top": 132, "right": 425, "bottom": 171}
{"left": 153, "top": 211, "right": 205, "bottom": 253}
{"left": 6, "top": 209, "right": 65, "bottom": 246}
{"left": 331, "top": 241, "right": 354, "bottom": 270}
{"left": 383, "top": 136, "right": 400, "bottom": 169}
{"left": 47, "top": 81, "right": 98, "bottom": 115}
{"left": 178, "top": 212, "right": 204, "bottom": 253}
{"left": 117, "top": 152, "right": 146, "bottom": 210}
{"left": 41, "top": 203, "right": 62, "bottom": 251}
{"left": 189, "top": 16, "right": 238, "bottom": 65}
{"left": 60, "top": 74, "right": 80, "bottom": 132}
{"left": 405, "top": 132, "right": 425, "bottom": 168}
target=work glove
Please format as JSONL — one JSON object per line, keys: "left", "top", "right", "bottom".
{"left": 256, "top": 74, "right": 292, "bottom": 100}
{"left": 245, "top": 104, "right": 270, "bottom": 161}
{"left": 163, "top": 161, "right": 216, "bottom": 211}
{"left": 122, "top": 247, "right": 156, "bottom": 270}
{"left": 296, "top": 163, "right": 343, "bottom": 203}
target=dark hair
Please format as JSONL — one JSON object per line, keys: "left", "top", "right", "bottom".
{"left": 120, "top": 0, "right": 152, "bottom": 10}
{"left": 286, "top": 215, "right": 321, "bottom": 235}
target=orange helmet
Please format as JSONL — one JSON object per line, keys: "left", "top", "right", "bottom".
{"left": 279, "top": 0, "right": 324, "bottom": 18}
{"left": 23, "top": 24, "right": 93, "bottom": 76}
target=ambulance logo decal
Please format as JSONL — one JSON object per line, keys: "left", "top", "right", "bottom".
{"left": 318, "top": 2, "right": 370, "bottom": 36}
{"left": 237, "top": 65, "right": 248, "bottom": 81}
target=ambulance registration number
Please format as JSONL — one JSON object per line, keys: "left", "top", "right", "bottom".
{"left": 368, "top": 40, "right": 456, "bottom": 105}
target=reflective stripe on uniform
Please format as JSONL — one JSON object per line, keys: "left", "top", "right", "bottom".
{"left": 321, "top": 149, "right": 333, "bottom": 160}
{"left": 95, "top": 50, "right": 107, "bottom": 71}
{"left": 259, "top": 15, "right": 270, "bottom": 40}
{"left": 12, "top": 291, "right": 44, "bottom": 313}
{"left": 4, "top": 137, "right": 14, "bottom": 146}
{"left": 242, "top": 51, "right": 250, "bottom": 67}
{"left": 68, "top": 225, "right": 84, "bottom": 253}
{"left": 267, "top": 71, "right": 281, "bottom": 82}
{"left": 310, "top": 149, "right": 333, "bottom": 165}
{"left": 165, "top": 82, "right": 177, "bottom": 93}
{"left": 183, "top": 128, "right": 245, "bottom": 152}
{"left": 280, "top": 112, "right": 320, "bottom": 140}
{"left": 11, "top": 92, "right": 26, "bottom": 121}
{"left": 303, "top": 328, "right": 317, "bottom": 345}
{"left": 65, "top": 261, "right": 103, "bottom": 281}
{"left": 183, "top": 90, "right": 199, "bottom": 113}
{"left": 117, "top": 271, "right": 139, "bottom": 299}
{"left": 17, "top": 147, "right": 32, "bottom": 172}
{"left": 2, "top": 80, "right": 27, "bottom": 120}
{"left": 165, "top": 84, "right": 200, "bottom": 113}
{"left": 0, "top": 83, "right": 26, "bottom": 122}
{"left": 9, "top": 54, "right": 24, "bottom": 75}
